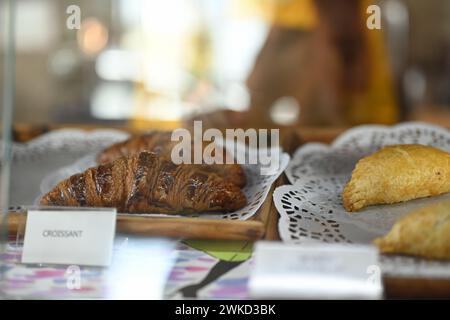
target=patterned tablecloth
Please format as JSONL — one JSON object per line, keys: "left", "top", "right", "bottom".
{"left": 0, "top": 236, "right": 252, "bottom": 300}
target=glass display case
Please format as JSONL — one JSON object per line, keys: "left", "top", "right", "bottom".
{"left": 1, "top": 0, "right": 450, "bottom": 301}
{"left": 1, "top": 0, "right": 15, "bottom": 248}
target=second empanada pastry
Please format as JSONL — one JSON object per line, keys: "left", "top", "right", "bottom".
{"left": 374, "top": 200, "right": 450, "bottom": 260}
{"left": 343, "top": 144, "right": 450, "bottom": 212}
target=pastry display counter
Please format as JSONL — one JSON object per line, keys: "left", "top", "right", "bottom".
{"left": 2, "top": 0, "right": 450, "bottom": 305}
{"left": 2, "top": 124, "right": 450, "bottom": 299}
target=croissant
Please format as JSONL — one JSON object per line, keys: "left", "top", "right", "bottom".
{"left": 40, "top": 152, "right": 247, "bottom": 214}
{"left": 343, "top": 144, "right": 450, "bottom": 212}
{"left": 374, "top": 200, "right": 450, "bottom": 260}
{"left": 97, "top": 131, "right": 247, "bottom": 188}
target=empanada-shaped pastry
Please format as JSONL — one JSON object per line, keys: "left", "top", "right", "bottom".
{"left": 374, "top": 201, "right": 450, "bottom": 260}
{"left": 343, "top": 144, "right": 450, "bottom": 212}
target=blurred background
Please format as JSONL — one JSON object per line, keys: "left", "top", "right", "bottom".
{"left": 1, "top": 0, "right": 450, "bottom": 131}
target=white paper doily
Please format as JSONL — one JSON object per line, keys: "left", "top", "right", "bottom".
{"left": 8, "top": 128, "right": 131, "bottom": 161}
{"left": 3, "top": 129, "right": 131, "bottom": 209}
{"left": 36, "top": 130, "right": 289, "bottom": 220}
{"left": 274, "top": 122, "right": 450, "bottom": 278}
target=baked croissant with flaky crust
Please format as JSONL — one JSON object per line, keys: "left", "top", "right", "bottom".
{"left": 97, "top": 131, "right": 247, "bottom": 188}
{"left": 374, "top": 200, "right": 450, "bottom": 260}
{"left": 343, "top": 144, "right": 450, "bottom": 212}
{"left": 40, "top": 151, "right": 247, "bottom": 214}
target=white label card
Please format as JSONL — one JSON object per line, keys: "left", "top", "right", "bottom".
{"left": 22, "top": 209, "right": 117, "bottom": 267}
{"left": 249, "top": 242, "right": 383, "bottom": 299}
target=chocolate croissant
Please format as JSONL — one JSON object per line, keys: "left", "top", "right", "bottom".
{"left": 40, "top": 152, "right": 247, "bottom": 214}
{"left": 97, "top": 131, "right": 247, "bottom": 188}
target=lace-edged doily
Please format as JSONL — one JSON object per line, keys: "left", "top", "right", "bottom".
{"left": 274, "top": 122, "right": 450, "bottom": 278}
{"left": 3, "top": 129, "right": 131, "bottom": 210}
{"left": 35, "top": 130, "right": 289, "bottom": 220}
{"left": 8, "top": 129, "right": 131, "bottom": 161}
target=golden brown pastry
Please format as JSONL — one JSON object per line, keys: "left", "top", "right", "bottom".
{"left": 97, "top": 131, "right": 247, "bottom": 188}
{"left": 343, "top": 144, "right": 450, "bottom": 212}
{"left": 374, "top": 201, "right": 450, "bottom": 260}
{"left": 41, "top": 151, "right": 247, "bottom": 214}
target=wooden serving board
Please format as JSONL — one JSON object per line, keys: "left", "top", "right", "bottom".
{"left": 286, "top": 126, "right": 450, "bottom": 299}
{"left": 6, "top": 124, "right": 292, "bottom": 242}
{"left": 7, "top": 182, "right": 280, "bottom": 241}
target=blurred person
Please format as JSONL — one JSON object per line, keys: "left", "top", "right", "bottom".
{"left": 191, "top": 0, "right": 399, "bottom": 129}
